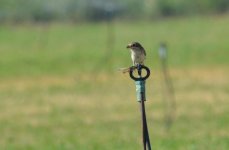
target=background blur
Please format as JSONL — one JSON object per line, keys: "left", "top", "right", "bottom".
{"left": 0, "top": 0, "right": 228, "bottom": 149}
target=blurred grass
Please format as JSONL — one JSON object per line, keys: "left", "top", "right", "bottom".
{"left": 0, "top": 15, "right": 229, "bottom": 150}
{"left": 0, "top": 15, "right": 229, "bottom": 77}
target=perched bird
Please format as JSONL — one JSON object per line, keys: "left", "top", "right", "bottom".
{"left": 127, "top": 42, "right": 146, "bottom": 66}
{"left": 120, "top": 42, "right": 146, "bottom": 73}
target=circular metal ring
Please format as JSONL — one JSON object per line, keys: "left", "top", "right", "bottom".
{"left": 129, "top": 65, "right": 150, "bottom": 81}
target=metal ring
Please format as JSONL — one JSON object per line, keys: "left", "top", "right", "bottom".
{"left": 129, "top": 65, "right": 150, "bottom": 81}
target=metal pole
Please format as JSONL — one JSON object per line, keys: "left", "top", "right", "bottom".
{"left": 129, "top": 65, "right": 151, "bottom": 150}
{"left": 159, "top": 43, "right": 176, "bottom": 130}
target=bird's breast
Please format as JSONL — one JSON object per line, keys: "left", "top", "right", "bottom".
{"left": 131, "top": 50, "right": 145, "bottom": 63}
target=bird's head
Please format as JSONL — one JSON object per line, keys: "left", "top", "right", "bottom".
{"left": 126, "top": 42, "right": 143, "bottom": 50}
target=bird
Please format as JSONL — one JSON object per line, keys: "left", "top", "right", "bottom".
{"left": 127, "top": 42, "right": 146, "bottom": 66}
{"left": 120, "top": 42, "right": 146, "bottom": 73}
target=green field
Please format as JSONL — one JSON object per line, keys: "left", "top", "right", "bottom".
{"left": 0, "top": 15, "right": 228, "bottom": 150}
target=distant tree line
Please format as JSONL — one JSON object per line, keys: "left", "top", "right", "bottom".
{"left": 0, "top": 0, "right": 228, "bottom": 23}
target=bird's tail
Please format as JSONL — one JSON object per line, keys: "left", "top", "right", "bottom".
{"left": 118, "top": 67, "right": 131, "bottom": 74}
{"left": 118, "top": 66, "right": 137, "bottom": 74}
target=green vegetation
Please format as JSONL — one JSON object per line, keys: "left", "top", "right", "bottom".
{"left": 0, "top": 15, "right": 229, "bottom": 77}
{"left": 0, "top": 15, "right": 228, "bottom": 149}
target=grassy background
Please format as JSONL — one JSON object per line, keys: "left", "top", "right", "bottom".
{"left": 0, "top": 15, "right": 228, "bottom": 149}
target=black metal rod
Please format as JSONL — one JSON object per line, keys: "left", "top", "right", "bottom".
{"left": 140, "top": 92, "right": 151, "bottom": 150}
{"left": 140, "top": 99, "right": 147, "bottom": 150}
{"left": 130, "top": 65, "right": 151, "bottom": 150}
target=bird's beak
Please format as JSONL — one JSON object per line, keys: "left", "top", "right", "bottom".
{"left": 126, "top": 44, "right": 131, "bottom": 49}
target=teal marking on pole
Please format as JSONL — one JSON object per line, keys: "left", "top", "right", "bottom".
{"left": 135, "top": 80, "right": 146, "bottom": 102}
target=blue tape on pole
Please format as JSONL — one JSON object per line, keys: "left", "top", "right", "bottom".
{"left": 135, "top": 80, "right": 146, "bottom": 102}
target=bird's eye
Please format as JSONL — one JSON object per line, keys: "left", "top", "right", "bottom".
{"left": 132, "top": 44, "right": 136, "bottom": 47}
